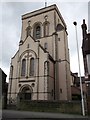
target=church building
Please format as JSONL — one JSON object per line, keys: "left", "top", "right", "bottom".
{"left": 8, "top": 4, "right": 71, "bottom": 104}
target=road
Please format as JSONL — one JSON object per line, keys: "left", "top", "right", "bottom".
{"left": 1, "top": 110, "right": 89, "bottom": 120}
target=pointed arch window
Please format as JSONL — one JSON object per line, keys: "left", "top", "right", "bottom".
{"left": 30, "top": 58, "right": 35, "bottom": 76}
{"left": 44, "top": 22, "right": 49, "bottom": 37}
{"left": 36, "top": 26, "right": 41, "bottom": 39}
{"left": 34, "top": 24, "right": 41, "bottom": 39}
{"left": 21, "top": 59, "right": 26, "bottom": 76}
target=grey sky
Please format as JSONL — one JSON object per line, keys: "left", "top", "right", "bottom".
{"left": 88, "top": 1, "right": 90, "bottom": 32}
{"left": 0, "top": 1, "right": 89, "bottom": 82}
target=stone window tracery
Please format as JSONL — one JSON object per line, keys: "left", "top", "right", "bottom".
{"left": 30, "top": 58, "right": 35, "bottom": 76}
{"left": 21, "top": 59, "right": 26, "bottom": 76}
{"left": 34, "top": 23, "right": 41, "bottom": 39}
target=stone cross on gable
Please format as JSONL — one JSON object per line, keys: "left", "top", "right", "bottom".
{"left": 25, "top": 52, "right": 32, "bottom": 59}
{"left": 45, "top": 0, "right": 47, "bottom": 7}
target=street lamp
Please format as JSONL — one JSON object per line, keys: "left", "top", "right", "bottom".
{"left": 73, "top": 21, "right": 85, "bottom": 116}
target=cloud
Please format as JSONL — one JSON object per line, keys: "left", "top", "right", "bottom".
{"left": 70, "top": 49, "right": 84, "bottom": 75}
{"left": 1, "top": 0, "right": 89, "bottom": 2}
{"left": 58, "top": 2, "right": 88, "bottom": 75}
{"left": 1, "top": 2, "right": 44, "bottom": 82}
{"left": 0, "top": 2, "right": 88, "bottom": 82}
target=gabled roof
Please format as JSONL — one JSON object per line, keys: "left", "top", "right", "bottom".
{"left": 0, "top": 68, "right": 7, "bottom": 77}
{"left": 12, "top": 50, "right": 19, "bottom": 59}
{"left": 20, "top": 34, "right": 37, "bottom": 45}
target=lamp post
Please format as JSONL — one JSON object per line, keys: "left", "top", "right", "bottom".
{"left": 73, "top": 21, "right": 85, "bottom": 116}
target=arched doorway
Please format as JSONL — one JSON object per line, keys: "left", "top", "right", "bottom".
{"left": 19, "top": 85, "right": 33, "bottom": 101}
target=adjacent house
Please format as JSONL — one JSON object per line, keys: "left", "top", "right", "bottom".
{"left": 71, "top": 72, "right": 86, "bottom": 100}
{"left": 0, "top": 68, "right": 8, "bottom": 109}
{"left": 81, "top": 19, "right": 90, "bottom": 114}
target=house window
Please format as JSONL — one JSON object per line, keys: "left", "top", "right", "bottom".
{"left": 21, "top": 59, "right": 26, "bottom": 76}
{"left": 30, "top": 58, "right": 34, "bottom": 76}
{"left": 44, "top": 22, "right": 49, "bottom": 37}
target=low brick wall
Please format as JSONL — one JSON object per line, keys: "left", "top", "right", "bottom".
{"left": 17, "top": 100, "right": 82, "bottom": 115}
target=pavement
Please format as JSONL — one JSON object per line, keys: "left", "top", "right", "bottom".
{"left": 1, "top": 110, "right": 89, "bottom": 120}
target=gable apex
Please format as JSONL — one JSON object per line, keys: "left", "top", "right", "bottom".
{"left": 19, "top": 34, "right": 40, "bottom": 46}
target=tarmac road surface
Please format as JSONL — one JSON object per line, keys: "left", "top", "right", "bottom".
{"left": 1, "top": 110, "right": 89, "bottom": 120}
